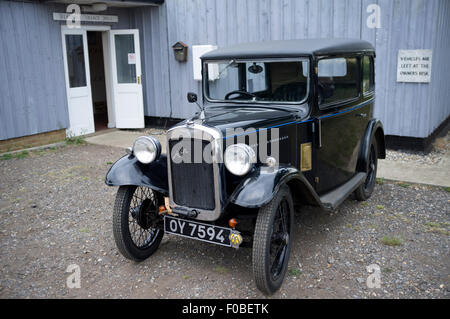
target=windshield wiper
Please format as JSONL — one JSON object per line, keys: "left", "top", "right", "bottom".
{"left": 218, "top": 59, "right": 236, "bottom": 77}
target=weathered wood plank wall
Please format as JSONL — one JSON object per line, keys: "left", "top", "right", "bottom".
{"left": 135, "top": 0, "right": 450, "bottom": 138}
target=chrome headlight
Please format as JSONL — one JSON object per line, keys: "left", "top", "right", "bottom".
{"left": 132, "top": 136, "right": 161, "bottom": 164}
{"left": 224, "top": 144, "right": 256, "bottom": 176}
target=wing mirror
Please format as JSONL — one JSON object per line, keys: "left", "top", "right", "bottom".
{"left": 187, "top": 92, "right": 198, "bottom": 103}
{"left": 187, "top": 92, "right": 203, "bottom": 111}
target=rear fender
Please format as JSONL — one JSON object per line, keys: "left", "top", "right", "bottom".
{"left": 356, "top": 119, "right": 386, "bottom": 173}
{"left": 105, "top": 154, "right": 169, "bottom": 196}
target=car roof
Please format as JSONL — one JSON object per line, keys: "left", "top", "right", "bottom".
{"left": 201, "top": 38, "right": 375, "bottom": 60}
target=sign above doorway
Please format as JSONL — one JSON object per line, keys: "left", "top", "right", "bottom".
{"left": 53, "top": 12, "right": 119, "bottom": 23}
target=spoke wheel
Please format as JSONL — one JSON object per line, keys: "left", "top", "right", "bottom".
{"left": 113, "top": 186, "right": 164, "bottom": 261}
{"left": 355, "top": 141, "right": 378, "bottom": 201}
{"left": 269, "top": 199, "right": 290, "bottom": 281}
{"left": 253, "top": 186, "right": 294, "bottom": 295}
{"left": 364, "top": 146, "right": 377, "bottom": 191}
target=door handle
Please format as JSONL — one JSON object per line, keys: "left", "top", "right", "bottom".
{"left": 137, "top": 75, "right": 141, "bottom": 84}
{"left": 355, "top": 113, "right": 367, "bottom": 118}
{"left": 312, "top": 119, "right": 322, "bottom": 148}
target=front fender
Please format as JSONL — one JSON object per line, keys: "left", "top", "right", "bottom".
{"left": 105, "top": 154, "right": 169, "bottom": 195}
{"left": 228, "top": 165, "right": 321, "bottom": 209}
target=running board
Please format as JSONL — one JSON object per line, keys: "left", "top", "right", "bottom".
{"left": 319, "top": 172, "right": 367, "bottom": 210}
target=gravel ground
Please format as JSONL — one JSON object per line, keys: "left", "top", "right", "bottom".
{"left": 385, "top": 133, "right": 449, "bottom": 166}
{"left": 0, "top": 143, "right": 449, "bottom": 299}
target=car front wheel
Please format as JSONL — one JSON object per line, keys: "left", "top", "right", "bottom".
{"left": 252, "top": 185, "right": 294, "bottom": 295}
{"left": 113, "top": 185, "right": 164, "bottom": 261}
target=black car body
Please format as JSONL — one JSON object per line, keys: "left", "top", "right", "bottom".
{"left": 106, "top": 39, "right": 385, "bottom": 295}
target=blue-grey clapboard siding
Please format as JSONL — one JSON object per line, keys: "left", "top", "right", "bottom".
{"left": 0, "top": 1, "right": 134, "bottom": 140}
{"left": 159, "top": 0, "right": 365, "bottom": 120}
{"left": 1, "top": 0, "right": 449, "bottom": 141}
{"left": 429, "top": 0, "right": 450, "bottom": 135}
{"left": 131, "top": 5, "right": 172, "bottom": 118}
{"left": 136, "top": 0, "right": 449, "bottom": 138}
{"left": 0, "top": 1, "right": 69, "bottom": 141}
{"left": 374, "top": 0, "right": 450, "bottom": 138}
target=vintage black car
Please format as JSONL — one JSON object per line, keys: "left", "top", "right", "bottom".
{"left": 106, "top": 39, "right": 385, "bottom": 295}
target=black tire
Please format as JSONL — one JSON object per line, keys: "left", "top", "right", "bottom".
{"left": 252, "top": 185, "right": 294, "bottom": 295}
{"left": 113, "top": 185, "right": 164, "bottom": 261}
{"left": 355, "top": 141, "right": 378, "bottom": 201}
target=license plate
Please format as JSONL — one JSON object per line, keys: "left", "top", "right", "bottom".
{"left": 164, "top": 215, "right": 242, "bottom": 248}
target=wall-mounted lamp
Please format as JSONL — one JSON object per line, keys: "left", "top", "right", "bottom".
{"left": 172, "top": 41, "right": 188, "bottom": 62}
{"left": 82, "top": 3, "right": 108, "bottom": 12}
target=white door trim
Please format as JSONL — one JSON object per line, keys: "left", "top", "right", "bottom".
{"left": 101, "top": 31, "right": 115, "bottom": 128}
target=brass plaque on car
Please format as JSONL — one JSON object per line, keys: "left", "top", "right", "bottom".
{"left": 301, "top": 142, "right": 312, "bottom": 172}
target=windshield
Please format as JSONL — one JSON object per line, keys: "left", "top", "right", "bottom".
{"left": 204, "top": 59, "right": 309, "bottom": 103}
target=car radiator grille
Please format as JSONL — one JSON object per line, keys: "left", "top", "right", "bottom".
{"left": 169, "top": 139, "right": 215, "bottom": 210}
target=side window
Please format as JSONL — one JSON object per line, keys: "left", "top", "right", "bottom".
{"left": 318, "top": 57, "right": 359, "bottom": 106}
{"left": 246, "top": 62, "right": 267, "bottom": 93}
{"left": 362, "top": 56, "right": 374, "bottom": 94}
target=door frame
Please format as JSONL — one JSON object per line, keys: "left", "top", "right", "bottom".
{"left": 61, "top": 25, "right": 115, "bottom": 135}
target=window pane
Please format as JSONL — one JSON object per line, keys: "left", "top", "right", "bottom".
{"left": 318, "top": 57, "right": 359, "bottom": 105}
{"left": 206, "top": 60, "right": 308, "bottom": 103}
{"left": 207, "top": 62, "right": 240, "bottom": 99}
{"left": 318, "top": 58, "right": 347, "bottom": 77}
{"left": 246, "top": 63, "right": 267, "bottom": 93}
{"left": 65, "top": 34, "right": 86, "bottom": 88}
{"left": 362, "top": 56, "right": 374, "bottom": 93}
{"left": 114, "top": 34, "right": 137, "bottom": 83}
{"left": 269, "top": 61, "right": 308, "bottom": 102}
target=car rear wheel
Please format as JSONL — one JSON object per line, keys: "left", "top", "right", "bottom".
{"left": 252, "top": 185, "right": 294, "bottom": 295}
{"left": 355, "top": 141, "right": 378, "bottom": 201}
{"left": 113, "top": 185, "right": 164, "bottom": 261}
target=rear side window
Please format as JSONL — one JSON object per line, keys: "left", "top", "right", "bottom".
{"left": 362, "top": 56, "right": 374, "bottom": 94}
{"left": 318, "top": 57, "right": 359, "bottom": 106}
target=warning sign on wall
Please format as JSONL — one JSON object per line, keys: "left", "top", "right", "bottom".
{"left": 397, "top": 50, "right": 432, "bottom": 83}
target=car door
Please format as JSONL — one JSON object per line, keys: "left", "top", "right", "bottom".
{"left": 314, "top": 55, "right": 368, "bottom": 195}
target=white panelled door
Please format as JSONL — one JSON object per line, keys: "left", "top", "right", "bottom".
{"left": 109, "top": 30, "right": 145, "bottom": 128}
{"left": 61, "top": 28, "right": 95, "bottom": 137}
